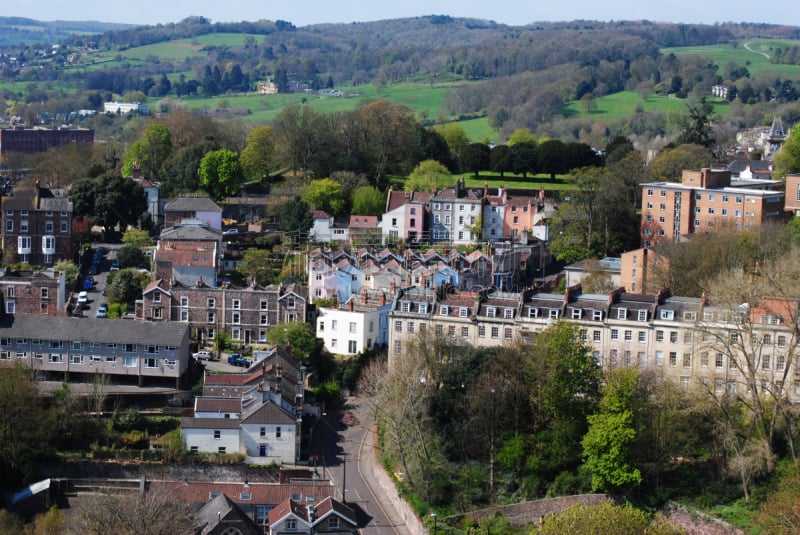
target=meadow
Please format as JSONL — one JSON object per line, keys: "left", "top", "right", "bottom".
{"left": 662, "top": 38, "right": 800, "bottom": 78}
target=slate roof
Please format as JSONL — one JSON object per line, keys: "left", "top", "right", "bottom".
{"left": 159, "top": 225, "right": 222, "bottom": 241}
{"left": 164, "top": 196, "right": 222, "bottom": 212}
{"left": 180, "top": 417, "right": 241, "bottom": 429}
{"left": 241, "top": 400, "right": 297, "bottom": 426}
{"left": 0, "top": 314, "right": 188, "bottom": 346}
{"left": 385, "top": 190, "right": 433, "bottom": 212}
{"left": 195, "top": 397, "right": 243, "bottom": 414}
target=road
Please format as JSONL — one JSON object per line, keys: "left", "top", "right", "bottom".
{"left": 312, "top": 397, "right": 419, "bottom": 534}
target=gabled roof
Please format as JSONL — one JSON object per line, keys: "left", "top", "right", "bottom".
{"left": 268, "top": 497, "right": 312, "bottom": 526}
{"left": 143, "top": 279, "right": 171, "bottom": 295}
{"left": 180, "top": 417, "right": 241, "bottom": 429}
{"left": 195, "top": 397, "right": 243, "bottom": 414}
{"left": 311, "top": 210, "right": 332, "bottom": 220}
{"left": 164, "top": 196, "right": 222, "bottom": 212}
{"left": 349, "top": 215, "right": 379, "bottom": 228}
{"left": 385, "top": 190, "right": 434, "bottom": 212}
{"left": 241, "top": 400, "right": 297, "bottom": 426}
{"left": 312, "top": 496, "right": 358, "bottom": 526}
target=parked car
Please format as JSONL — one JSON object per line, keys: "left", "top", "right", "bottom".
{"left": 88, "top": 265, "right": 98, "bottom": 276}
{"left": 227, "top": 353, "right": 252, "bottom": 367}
{"left": 77, "top": 291, "right": 88, "bottom": 305}
{"left": 82, "top": 278, "right": 94, "bottom": 291}
{"left": 222, "top": 228, "right": 239, "bottom": 235}
{"left": 95, "top": 308, "right": 107, "bottom": 318}
{"left": 193, "top": 350, "right": 212, "bottom": 361}
{"left": 110, "top": 260, "right": 119, "bottom": 271}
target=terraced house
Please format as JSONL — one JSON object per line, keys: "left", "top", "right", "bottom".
{"left": 388, "top": 284, "right": 800, "bottom": 401}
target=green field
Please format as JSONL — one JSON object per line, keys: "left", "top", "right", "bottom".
{"left": 563, "top": 91, "right": 730, "bottom": 122}
{"left": 662, "top": 39, "right": 800, "bottom": 78}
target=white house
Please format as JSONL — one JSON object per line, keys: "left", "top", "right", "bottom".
{"left": 182, "top": 418, "right": 240, "bottom": 455}
{"left": 239, "top": 401, "right": 300, "bottom": 464}
{"left": 316, "top": 290, "right": 391, "bottom": 356}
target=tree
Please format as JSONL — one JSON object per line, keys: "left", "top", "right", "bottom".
{"left": 302, "top": 178, "right": 345, "bottom": 215}
{"left": 71, "top": 175, "right": 148, "bottom": 232}
{"left": 459, "top": 143, "right": 491, "bottom": 177}
{"left": 644, "top": 144, "right": 713, "bottom": 183}
{"left": 507, "top": 128, "right": 536, "bottom": 146}
{"left": 279, "top": 196, "right": 312, "bottom": 237}
{"left": 0, "top": 364, "right": 53, "bottom": 485}
{"left": 272, "top": 104, "right": 323, "bottom": 179}
{"left": 266, "top": 322, "right": 321, "bottom": 361}
{"left": 490, "top": 144, "right": 513, "bottom": 177}
{"left": 774, "top": 125, "right": 800, "bottom": 179}
{"left": 351, "top": 186, "right": 386, "bottom": 216}
{"left": 538, "top": 139, "right": 567, "bottom": 179}
{"left": 238, "top": 249, "right": 278, "bottom": 286}
{"left": 677, "top": 96, "right": 715, "bottom": 148}
{"left": 122, "top": 123, "right": 173, "bottom": 180}
{"left": 198, "top": 149, "right": 245, "bottom": 201}
{"left": 405, "top": 159, "right": 452, "bottom": 192}
{"left": 122, "top": 228, "right": 153, "bottom": 247}
{"left": 510, "top": 141, "right": 538, "bottom": 178}
{"left": 435, "top": 122, "right": 470, "bottom": 153}
{"left": 361, "top": 100, "right": 418, "bottom": 180}
{"left": 53, "top": 260, "right": 79, "bottom": 288}
{"left": 67, "top": 491, "right": 195, "bottom": 535}
{"left": 116, "top": 244, "right": 147, "bottom": 269}
{"left": 582, "top": 368, "right": 643, "bottom": 493}
{"left": 106, "top": 268, "right": 148, "bottom": 308}
{"left": 538, "top": 502, "right": 678, "bottom": 535}
{"left": 240, "top": 125, "right": 276, "bottom": 181}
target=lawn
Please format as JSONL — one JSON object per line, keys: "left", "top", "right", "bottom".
{"left": 662, "top": 39, "right": 800, "bottom": 78}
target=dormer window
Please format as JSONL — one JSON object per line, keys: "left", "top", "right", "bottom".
{"left": 487, "top": 307, "right": 496, "bottom": 317}
{"left": 528, "top": 308, "right": 539, "bottom": 318}
{"left": 418, "top": 303, "right": 427, "bottom": 313}
{"left": 571, "top": 308, "right": 582, "bottom": 319}
{"left": 459, "top": 307, "right": 469, "bottom": 317}
{"left": 440, "top": 305, "right": 449, "bottom": 315}
{"left": 593, "top": 310, "right": 603, "bottom": 321}
{"left": 660, "top": 309, "right": 674, "bottom": 320}
{"left": 637, "top": 310, "right": 648, "bottom": 322}
{"left": 504, "top": 308, "right": 513, "bottom": 319}
{"left": 616, "top": 308, "right": 627, "bottom": 320}
{"left": 401, "top": 302, "right": 410, "bottom": 312}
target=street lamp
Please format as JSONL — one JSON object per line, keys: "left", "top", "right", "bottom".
{"left": 430, "top": 512, "right": 438, "bottom": 534}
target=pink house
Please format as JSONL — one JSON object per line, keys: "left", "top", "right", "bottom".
{"left": 381, "top": 189, "right": 433, "bottom": 244}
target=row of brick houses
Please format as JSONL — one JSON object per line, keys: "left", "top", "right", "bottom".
{"left": 137, "top": 279, "right": 310, "bottom": 346}
{"left": 387, "top": 284, "right": 800, "bottom": 401}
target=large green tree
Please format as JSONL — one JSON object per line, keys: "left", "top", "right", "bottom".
{"left": 677, "top": 96, "right": 715, "bottom": 148}
{"left": 351, "top": 186, "right": 386, "bottom": 216}
{"left": 302, "top": 178, "right": 345, "bottom": 215}
{"left": 71, "top": 175, "right": 148, "bottom": 231}
{"left": 240, "top": 125, "right": 277, "bottom": 181}
{"left": 279, "top": 196, "right": 312, "bottom": 237}
{"left": 405, "top": 159, "right": 452, "bottom": 192}
{"left": 122, "top": 123, "right": 173, "bottom": 180}
{"left": 582, "top": 368, "right": 643, "bottom": 493}
{"left": 774, "top": 125, "right": 800, "bottom": 179}
{"left": 266, "top": 322, "right": 321, "bottom": 361}
{"left": 459, "top": 142, "right": 491, "bottom": 177}
{"left": 198, "top": 149, "right": 245, "bottom": 201}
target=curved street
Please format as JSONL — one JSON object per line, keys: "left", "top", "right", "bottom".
{"left": 312, "top": 396, "right": 421, "bottom": 534}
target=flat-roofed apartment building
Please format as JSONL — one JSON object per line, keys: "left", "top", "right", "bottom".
{"left": 0, "top": 126, "right": 93, "bottom": 155}
{"left": 640, "top": 168, "right": 786, "bottom": 247}
{"left": 0, "top": 315, "right": 191, "bottom": 388}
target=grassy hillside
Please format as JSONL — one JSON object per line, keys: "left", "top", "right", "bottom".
{"left": 563, "top": 91, "right": 730, "bottom": 122}
{"left": 662, "top": 38, "right": 800, "bottom": 77}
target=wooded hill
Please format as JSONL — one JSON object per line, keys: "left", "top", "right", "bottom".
{"left": 3, "top": 17, "right": 800, "bottom": 143}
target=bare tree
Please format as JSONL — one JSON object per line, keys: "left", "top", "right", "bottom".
{"left": 67, "top": 490, "right": 195, "bottom": 535}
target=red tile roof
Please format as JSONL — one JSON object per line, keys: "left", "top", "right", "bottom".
{"left": 150, "top": 480, "right": 334, "bottom": 507}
